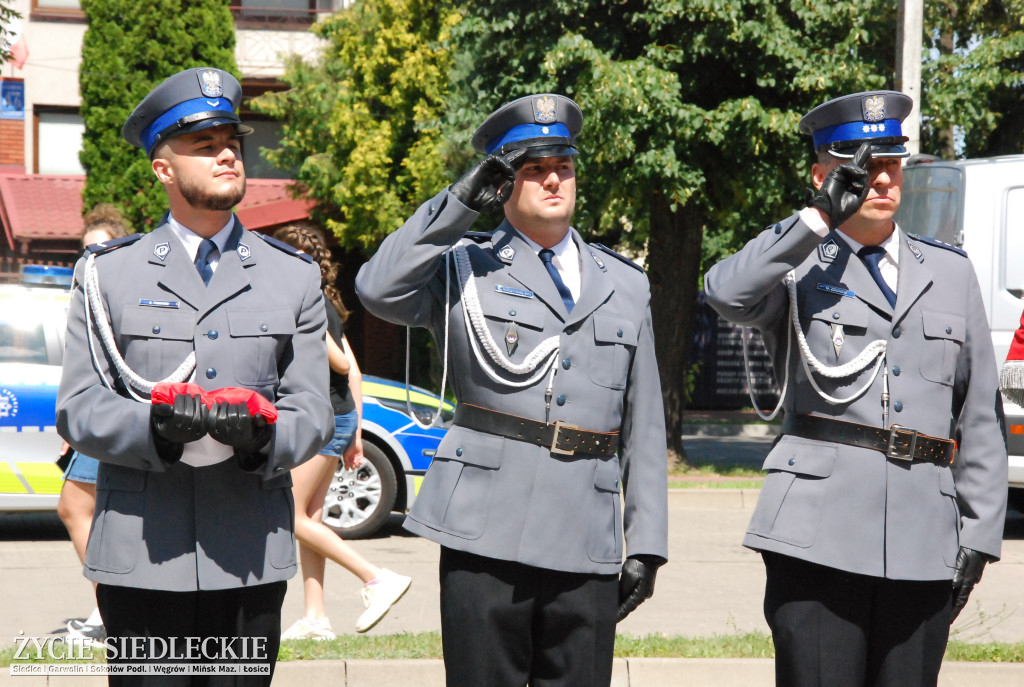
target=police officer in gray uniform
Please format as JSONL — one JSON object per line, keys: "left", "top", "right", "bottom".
{"left": 56, "top": 68, "right": 333, "bottom": 684}
{"left": 357, "top": 94, "right": 668, "bottom": 686}
{"left": 704, "top": 91, "right": 1008, "bottom": 687}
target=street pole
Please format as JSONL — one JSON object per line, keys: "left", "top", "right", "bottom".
{"left": 896, "top": 0, "right": 923, "bottom": 156}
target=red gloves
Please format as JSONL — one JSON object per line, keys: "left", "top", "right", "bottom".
{"left": 151, "top": 382, "right": 278, "bottom": 424}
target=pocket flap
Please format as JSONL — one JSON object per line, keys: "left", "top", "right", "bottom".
{"left": 763, "top": 436, "right": 836, "bottom": 477}
{"left": 120, "top": 307, "right": 196, "bottom": 340}
{"left": 593, "top": 315, "right": 638, "bottom": 346}
{"left": 594, "top": 459, "right": 621, "bottom": 493}
{"left": 435, "top": 428, "right": 504, "bottom": 469}
{"left": 808, "top": 297, "right": 869, "bottom": 329}
{"left": 97, "top": 464, "right": 147, "bottom": 492}
{"left": 481, "top": 293, "right": 547, "bottom": 330}
{"left": 228, "top": 309, "right": 294, "bottom": 337}
{"left": 922, "top": 310, "right": 966, "bottom": 343}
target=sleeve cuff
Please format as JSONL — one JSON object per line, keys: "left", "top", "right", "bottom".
{"left": 800, "top": 206, "right": 830, "bottom": 237}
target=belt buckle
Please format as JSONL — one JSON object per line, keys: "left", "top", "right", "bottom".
{"left": 550, "top": 420, "right": 581, "bottom": 456}
{"left": 886, "top": 425, "right": 917, "bottom": 461}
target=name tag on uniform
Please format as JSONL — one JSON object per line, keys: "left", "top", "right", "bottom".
{"left": 139, "top": 299, "right": 179, "bottom": 309}
{"left": 817, "top": 283, "right": 855, "bottom": 299}
{"left": 494, "top": 285, "right": 534, "bottom": 299}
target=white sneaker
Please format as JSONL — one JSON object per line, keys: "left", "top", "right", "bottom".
{"left": 280, "top": 617, "right": 336, "bottom": 641}
{"left": 355, "top": 569, "right": 411, "bottom": 633}
{"left": 66, "top": 619, "right": 106, "bottom": 649}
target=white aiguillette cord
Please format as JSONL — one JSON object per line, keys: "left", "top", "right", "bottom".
{"left": 82, "top": 253, "right": 196, "bottom": 402}
{"left": 743, "top": 270, "right": 887, "bottom": 421}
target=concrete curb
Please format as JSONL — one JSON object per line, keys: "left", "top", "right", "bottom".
{"left": 7, "top": 658, "right": 1024, "bottom": 687}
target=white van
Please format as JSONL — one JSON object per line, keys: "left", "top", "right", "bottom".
{"left": 896, "top": 154, "right": 1024, "bottom": 507}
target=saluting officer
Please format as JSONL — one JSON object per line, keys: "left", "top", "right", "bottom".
{"left": 56, "top": 68, "right": 333, "bottom": 684}
{"left": 705, "top": 91, "right": 1008, "bottom": 687}
{"left": 356, "top": 94, "right": 669, "bottom": 686}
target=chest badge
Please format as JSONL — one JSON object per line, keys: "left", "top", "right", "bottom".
{"left": 504, "top": 322, "right": 519, "bottom": 357}
{"left": 831, "top": 323, "right": 845, "bottom": 358}
{"left": 237, "top": 243, "right": 251, "bottom": 261}
{"left": 153, "top": 242, "right": 171, "bottom": 261}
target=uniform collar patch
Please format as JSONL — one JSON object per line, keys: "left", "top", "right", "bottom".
{"left": 497, "top": 245, "right": 516, "bottom": 263}
{"left": 906, "top": 238, "right": 923, "bottom": 262}
{"left": 818, "top": 238, "right": 840, "bottom": 263}
{"left": 237, "top": 243, "right": 251, "bottom": 260}
{"left": 154, "top": 242, "right": 171, "bottom": 261}
{"left": 590, "top": 251, "right": 606, "bottom": 271}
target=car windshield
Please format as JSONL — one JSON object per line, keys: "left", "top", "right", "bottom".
{"left": 0, "top": 305, "right": 48, "bottom": 365}
{"left": 894, "top": 164, "right": 965, "bottom": 247}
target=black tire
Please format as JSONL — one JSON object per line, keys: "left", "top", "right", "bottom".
{"left": 320, "top": 441, "right": 398, "bottom": 539}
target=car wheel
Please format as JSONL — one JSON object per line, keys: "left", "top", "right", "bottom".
{"left": 321, "top": 441, "right": 398, "bottom": 539}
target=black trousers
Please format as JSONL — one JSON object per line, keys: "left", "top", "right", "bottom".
{"left": 96, "top": 582, "right": 287, "bottom": 687}
{"left": 762, "top": 552, "right": 951, "bottom": 687}
{"left": 439, "top": 547, "right": 618, "bottom": 687}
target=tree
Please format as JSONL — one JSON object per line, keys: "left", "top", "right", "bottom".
{"left": 79, "top": 0, "right": 238, "bottom": 231}
{"left": 921, "top": 0, "right": 1024, "bottom": 157}
{"left": 447, "top": 0, "right": 897, "bottom": 464}
{"left": 0, "top": 1, "right": 21, "bottom": 65}
{"left": 250, "top": 0, "right": 460, "bottom": 251}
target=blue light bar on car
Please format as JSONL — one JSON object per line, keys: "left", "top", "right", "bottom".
{"left": 20, "top": 265, "right": 74, "bottom": 288}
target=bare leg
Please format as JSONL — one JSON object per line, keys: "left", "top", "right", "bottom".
{"left": 58, "top": 479, "right": 96, "bottom": 566}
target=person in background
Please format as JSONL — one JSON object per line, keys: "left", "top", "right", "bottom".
{"left": 274, "top": 224, "right": 411, "bottom": 640}
{"left": 59, "top": 203, "right": 131, "bottom": 646}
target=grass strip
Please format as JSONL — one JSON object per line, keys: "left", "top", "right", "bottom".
{"left": 7, "top": 633, "right": 1024, "bottom": 665}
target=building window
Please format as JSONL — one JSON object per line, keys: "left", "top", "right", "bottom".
{"left": 242, "top": 117, "right": 295, "bottom": 180}
{"left": 35, "top": 110, "right": 84, "bottom": 175}
{"left": 232, "top": 0, "right": 317, "bottom": 26}
{"left": 31, "top": 0, "right": 84, "bottom": 19}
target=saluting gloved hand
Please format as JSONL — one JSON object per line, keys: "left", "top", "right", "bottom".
{"left": 207, "top": 402, "right": 274, "bottom": 471}
{"left": 806, "top": 142, "right": 872, "bottom": 229}
{"left": 617, "top": 556, "right": 663, "bottom": 622}
{"left": 450, "top": 153, "right": 517, "bottom": 212}
{"left": 951, "top": 547, "right": 994, "bottom": 623}
{"left": 151, "top": 393, "right": 209, "bottom": 464}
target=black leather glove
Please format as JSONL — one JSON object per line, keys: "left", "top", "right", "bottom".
{"left": 151, "top": 393, "right": 208, "bottom": 464}
{"left": 951, "top": 546, "right": 993, "bottom": 623}
{"left": 806, "top": 142, "right": 872, "bottom": 229}
{"left": 207, "top": 402, "right": 274, "bottom": 471}
{"left": 617, "top": 556, "right": 662, "bottom": 622}
{"left": 449, "top": 153, "right": 517, "bottom": 212}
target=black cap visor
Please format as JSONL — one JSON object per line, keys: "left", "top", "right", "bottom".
{"left": 494, "top": 136, "right": 578, "bottom": 162}
{"left": 149, "top": 114, "right": 254, "bottom": 157}
{"left": 824, "top": 136, "right": 910, "bottom": 160}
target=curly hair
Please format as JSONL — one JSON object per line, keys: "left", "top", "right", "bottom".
{"left": 273, "top": 224, "right": 348, "bottom": 321}
{"left": 82, "top": 203, "right": 130, "bottom": 241}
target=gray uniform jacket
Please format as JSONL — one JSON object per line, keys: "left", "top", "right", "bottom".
{"left": 704, "top": 214, "right": 1007, "bottom": 581}
{"left": 56, "top": 218, "right": 334, "bottom": 591}
{"left": 356, "top": 190, "right": 669, "bottom": 575}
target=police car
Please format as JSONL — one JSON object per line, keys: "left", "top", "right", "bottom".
{"left": 0, "top": 265, "right": 451, "bottom": 539}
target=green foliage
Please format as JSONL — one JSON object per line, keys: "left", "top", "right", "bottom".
{"left": 79, "top": 0, "right": 239, "bottom": 232}
{"left": 0, "top": 1, "right": 21, "bottom": 64}
{"left": 250, "top": 0, "right": 459, "bottom": 252}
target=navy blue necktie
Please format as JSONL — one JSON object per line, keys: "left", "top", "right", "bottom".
{"left": 858, "top": 245, "right": 896, "bottom": 307}
{"left": 539, "top": 248, "right": 574, "bottom": 313}
{"left": 195, "top": 239, "right": 217, "bottom": 286}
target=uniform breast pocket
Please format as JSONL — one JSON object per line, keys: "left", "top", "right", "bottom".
{"left": 589, "top": 315, "right": 638, "bottom": 389}
{"left": 481, "top": 294, "right": 549, "bottom": 361}
{"left": 804, "top": 297, "right": 869, "bottom": 364}
{"left": 227, "top": 309, "right": 295, "bottom": 386}
{"left": 920, "top": 310, "right": 965, "bottom": 386}
{"left": 119, "top": 307, "right": 197, "bottom": 379}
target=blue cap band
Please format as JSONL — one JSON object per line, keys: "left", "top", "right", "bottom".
{"left": 486, "top": 122, "right": 571, "bottom": 154}
{"left": 142, "top": 96, "right": 235, "bottom": 153}
{"left": 812, "top": 118, "right": 904, "bottom": 148}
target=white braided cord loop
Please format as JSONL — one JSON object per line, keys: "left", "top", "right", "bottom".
{"left": 453, "top": 244, "right": 559, "bottom": 388}
{"left": 83, "top": 254, "right": 196, "bottom": 399}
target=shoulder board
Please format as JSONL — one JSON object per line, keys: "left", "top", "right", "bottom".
{"left": 253, "top": 232, "right": 314, "bottom": 263}
{"left": 463, "top": 231, "right": 493, "bottom": 243}
{"left": 906, "top": 233, "right": 968, "bottom": 258}
{"left": 84, "top": 233, "right": 143, "bottom": 256}
{"left": 591, "top": 243, "right": 644, "bottom": 273}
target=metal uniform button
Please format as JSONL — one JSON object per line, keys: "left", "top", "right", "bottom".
{"left": 894, "top": 401, "right": 903, "bottom": 412}
{"left": 892, "top": 326, "right": 901, "bottom": 338}
{"left": 509, "top": 310, "right": 517, "bottom": 317}
{"left": 206, "top": 368, "right": 217, "bottom": 379}
{"left": 152, "top": 325, "right": 161, "bottom": 334}
{"left": 788, "top": 458, "right": 796, "bottom": 466}
{"left": 562, "top": 358, "right": 571, "bottom": 370}
{"left": 456, "top": 448, "right": 463, "bottom": 457}
{"left": 556, "top": 394, "right": 567, "bottom": 406}
{"left": 207, "top": 330, "right": 218, "bottom": 340}
{"left": 892, "top": 365, "right": 900, "bottom": 376}
{"left": 945, "top": 326, "right": 952, "bottom": 335}
{"left": 617, "top": 329, "right": 623, "bottom": 338}
{"left": 260, "top": 323, "right": 269, "bottom": 332}
{"left": 832, "top": 312, "right": 840, "bottom": 320}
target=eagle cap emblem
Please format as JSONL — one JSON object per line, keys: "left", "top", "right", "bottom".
{"left": 534, "top": 96, "right": 557, "bottom": 124}
{"left": 199, "top": 69, "right": 223, "bottom": 98}
{"left": 862, "top": 95, "right": 886, "bottom": 123}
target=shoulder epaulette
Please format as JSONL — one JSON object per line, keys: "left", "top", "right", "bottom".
{"left": 253, "top": 232, "right": 314, "bottom": 263}
{"left": 463, "top": 231, "right": 493, "bottom": 243}
{"left": 591, "top": 243, "right": 644, "bottom": 273}
{"left": 906, "top": 233, "right": 968, "bottom": 258}
{"left": 85, "top": 233, "right": 143, "bottom": 256}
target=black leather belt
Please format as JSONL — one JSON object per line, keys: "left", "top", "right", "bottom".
{"left": 453, "top": 403, "right": 619, "bottom": 457}
{"left": 782, "top": 414, "right": 956, "bottom": 466}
